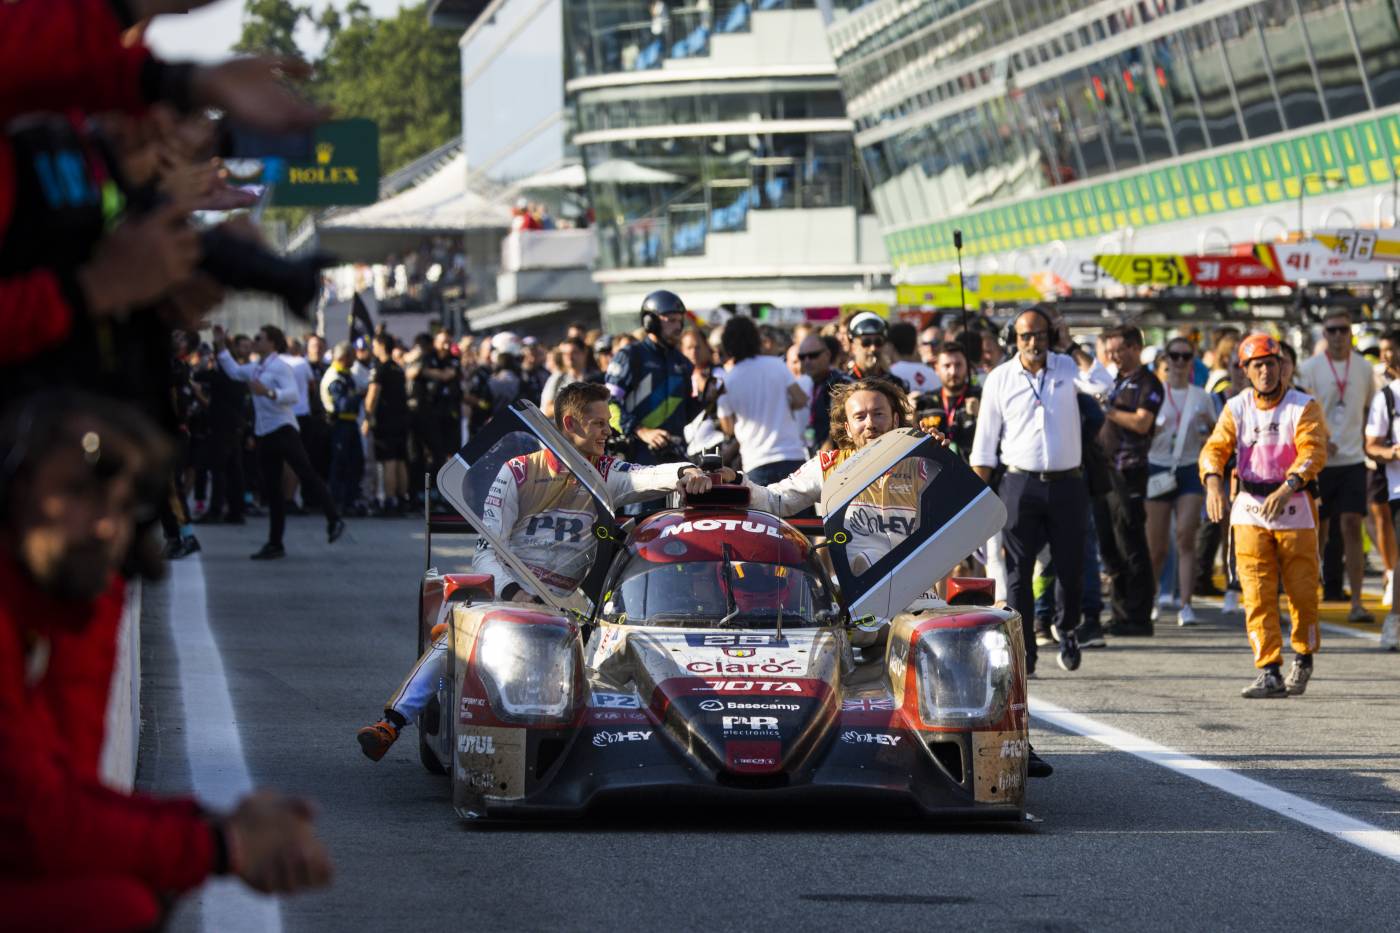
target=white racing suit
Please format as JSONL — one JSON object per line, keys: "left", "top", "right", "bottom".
{"left": 385, "top": 451, "right": 691, "bottom": 722}
{"left": 745, "top": 448, "right": 936, "bottom": 636}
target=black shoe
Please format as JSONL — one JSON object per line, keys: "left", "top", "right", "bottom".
{"left": 1057, "top": 631, "right": 1081, "bottom": 672}
{"left": 250, "top": 543, "right": 286, "bottom": 560}
{"left": 163, "top": 536, "right": 200, "bottom": 560}
{"left": 182, "top": 535, "right": 201, "bottom": 556}
{"left": 1241, "top": 666, "right": 1288, "bottom": 699}
{"left": 1028, "top": 746, "right": 1053, "bottom": 778}
{"left": 1078, "top": 619, "right": 1107, "bottom": 648}
{"left": 327, "top": 518, "right": 346, "bottom": 544}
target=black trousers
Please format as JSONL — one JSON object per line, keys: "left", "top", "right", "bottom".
{"left": 255, "top": 425, "right": 338, "bottom": 546}
{"left": 208, "top": 430, "right": 245, "bottom": 520}
{"left": 1099, "top": 466, "right": 1154, "bottom": 628}
{"left": 1001, "top": 471, "right": 1089, "bottom": 671}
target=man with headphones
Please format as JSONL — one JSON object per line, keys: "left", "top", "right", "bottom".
{"left": 845, "top": 312, "right": 910, "bottom": 392}
{"left": 605, "top": 290, "right": 703, "bottom": 465}
{"left": 971, "top": 306, "right": 1091, "bottom": 676}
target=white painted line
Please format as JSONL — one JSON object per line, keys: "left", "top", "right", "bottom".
{"left": 1320, "top": 622, "right": 1382, "bottom": 643}
{"left": 169, "top": 558, "right": 283, "bottom": 933}
{"left": 1030, "top": 695, "right": 1400, "bottom": 866}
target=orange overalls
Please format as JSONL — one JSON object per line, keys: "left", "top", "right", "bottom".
{"left": 1200, "top": 388, "right": 1327, "bottom": 668}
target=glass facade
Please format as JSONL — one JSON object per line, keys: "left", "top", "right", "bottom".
{"left": 830, "top": 0, "right": 1400, "bottom": 268}
{"left": 563, "top": 0, "right": 877, "bottom": 272}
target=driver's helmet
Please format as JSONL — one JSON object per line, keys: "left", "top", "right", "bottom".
{"left": 717, "top": 561, "right": 793, "bottom": 612}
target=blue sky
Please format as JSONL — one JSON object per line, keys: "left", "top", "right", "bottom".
{"left": 146, "top": 0, "right": 411, "bottom": 62}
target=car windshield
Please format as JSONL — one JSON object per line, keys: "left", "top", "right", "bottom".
{"left": 603, "top": 558, "right": 831, "bottom": 628}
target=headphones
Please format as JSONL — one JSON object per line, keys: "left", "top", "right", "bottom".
{"left": 1003, "top": 306, "right": 1057, "bottom": 354}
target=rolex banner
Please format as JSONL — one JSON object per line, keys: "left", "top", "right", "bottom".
{"left": 271, "top": 118, "right": 379, "bottom": 207}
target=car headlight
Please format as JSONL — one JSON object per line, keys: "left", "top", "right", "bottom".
{"left": 913, "top": 625, "right": 1012, "bottom": 727}
{"left": 475, "top": 619, "right": 577, "bottom": 723}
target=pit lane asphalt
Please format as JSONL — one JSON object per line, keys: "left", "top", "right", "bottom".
{"left": 138, "top": 517, "right": 1400, "bottom": 933}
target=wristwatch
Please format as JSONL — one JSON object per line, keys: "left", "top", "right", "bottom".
{"left": 1285, "top": 475, "right": 1303, "bottom": 492}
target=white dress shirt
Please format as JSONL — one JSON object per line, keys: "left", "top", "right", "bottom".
{"left": 284, "top": 354, "right": 314, "bottom": 417}
{"left": 217, "top": 349, "right": 299, "bottom": 437}
{"left": 970, "top": 352, "right": 1083, "bottom": 472}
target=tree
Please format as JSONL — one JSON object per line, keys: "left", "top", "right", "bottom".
{"left": 234, "top": 0, "right": 306, "bottom": 58}
{"left": 313, "top": 2, "right": 461, "bottom": 173}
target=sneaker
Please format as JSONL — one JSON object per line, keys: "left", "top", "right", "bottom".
{"left": 1240, "top": 667, "right": 1288, "bottom": 699}
{"left": 1177, "top": 604, "right": 1199, "bottom": 627}
{"left": 1150, "top": 603, "right": 1160, "bottom": 622}
{"left": 1285, "top": 657, "right": 1312, "bottom": 696}
{"left": 356, "top": 719, "right": 399, "bottom": 761}
{"left": 250, "top": 543, "right": 286, "bottom": 560}
{"left": 1221, "top": 590, "right": 1242, "bottom": 616}
{"left": 1027, "top": 746, "right": 1053, "bottom": 778}
{"left": 1347, "top": 606, "right": 1376, "bottom": 624}
{"left": 1034, "top": 628, "right": 1058, "bottom": 648}
{"left": 1381, "top": 615, "right": 1400, "bottom": 651}
{"left": 1078, "top": 619, "right": 1107, "bottom": 648}
{"left": 1057, "top": 631, "right": 1081, "bottom": 672}
{"left": 327, "top": 518, "right": 346, "bottom": 544}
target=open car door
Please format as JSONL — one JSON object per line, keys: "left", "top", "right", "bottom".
{"left": 436, "top": 400, "right": 619, "bottom": 614}
{"left": 820, "top": 428, "right": 1006, "bottom": 619}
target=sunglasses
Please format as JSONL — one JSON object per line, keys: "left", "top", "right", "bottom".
{"left": 1325, "top": 325, "right": 1350, "bottom": 335}
{"left": 1167, "top": 351, "right": 1193, "bottom": 362}
{"left": 858, "top": 337, "right": 885, "bottom": 349}
{"left": 797, "top": 350, "right": 826, "bottom": 361}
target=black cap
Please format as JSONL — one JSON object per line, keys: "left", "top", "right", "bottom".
{"left": 641, "top": 290, "right": 687, "bottom": 317}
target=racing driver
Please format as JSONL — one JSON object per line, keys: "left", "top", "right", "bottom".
{"left": 356, "top": 382, "right": 731, "bottom": 760}
{"left": 1200, "top": 334, "right": 1327, "bottom": 699}
{"left": 742, "top": 378, "right": 1054, "bottom": 778}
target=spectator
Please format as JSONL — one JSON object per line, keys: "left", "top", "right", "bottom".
{"left": 0, "top": 392, "right": 333, "bottom": 928}
{"left": 1145, "top": 337, "right": 1215, "bottom": 626}
{"left": 366, "top": 333, "right": 410, "bottom": 515}
{"left": 1363, "top": 329, "right": 1400, "bottom": 650}
{"left": 214, "top": 324, "right": 344, "bottom": 560}
{"left": 325, "top": 342, "right": 364, "bottom": 514}
{"left": 716, "top": 315, "right": 809, "bottom": 485}
{"left": 429, "top": 330, "right": 464, "bottom": 460}
{"left": 460, "top": 336, "right": 495, "bottom": 443}
{"left": 520, "top": 336, "right": 549, "bottom": 405}
{"left": 192, "top": 330, "right": 248, "bottom": 525}
{"left": 922, "top": 341, "right": 979, "bottom": 459}
{"left": 541, "top": 337, "right": 594, "bottom": 418}
{"left": 1205, "top": 326, "right": 1242, "bottom": 394}
{"left": 1097, "top": 325, "right": 1163, "bottom": 635}
{"left": 887, "top": 320, "right": 941, "bottom": 397}
{"left": 796, "top": 333, "right": 850, "bottom": 453}
{"left": 918, "top": 324, "right": 943, "bottom": 366}
{"left": 971, "top": 308, "right": 1089, "bottom": 674}
{"left": 1370, "top": 331, "right": 1400, "bottom": 608}
{"left": 1296, "top": 310, "right": 1375, "bottom": 622}
{"left": 487, "top": 333, "right": 525, "bottom": 418}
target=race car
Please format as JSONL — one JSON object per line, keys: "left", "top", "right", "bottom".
{"left": 415, "top": 401, "right": 1023, "bottom": 821}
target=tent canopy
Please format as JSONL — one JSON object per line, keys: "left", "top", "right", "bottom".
{"left": 292, "top": 153, "right": 513, "bottom": 262}
{"left": 512, "top": 159, "right": 683, "bottom": 191}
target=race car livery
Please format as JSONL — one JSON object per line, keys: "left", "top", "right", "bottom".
{"left": 475, "top": 449, "right": 691, "bottom": 599}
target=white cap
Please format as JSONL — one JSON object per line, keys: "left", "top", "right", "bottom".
{"left": 491, "top": 332, "right": 523, "bottom": 356}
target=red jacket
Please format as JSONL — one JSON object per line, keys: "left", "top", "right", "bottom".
{"left": 0, "top": 556, "right": 215, "bottom": 893}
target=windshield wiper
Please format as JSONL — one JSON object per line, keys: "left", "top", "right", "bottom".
{"left": 718, "top": 543, "right": 741, "bottom": 629}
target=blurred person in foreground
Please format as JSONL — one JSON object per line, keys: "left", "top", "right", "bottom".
{"left": 1201, "top": 335, "right": 1326, "bottom": 698}
{"left": 0, "top": 391, "right": 331, "bottom": 931}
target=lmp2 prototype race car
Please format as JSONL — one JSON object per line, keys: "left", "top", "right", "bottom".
{"left": 414, "top": 401, "right": 1027, "bottom": 821}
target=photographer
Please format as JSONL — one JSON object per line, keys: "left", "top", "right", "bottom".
{"left": 0, "top": 391, "right": 332, "bottom": 930}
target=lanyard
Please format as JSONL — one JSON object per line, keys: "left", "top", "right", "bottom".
{"left": 941, "top": 385, "right": 967, "bottom": 417}
{"left": 1325, "top": 353, "right": 1349, "bottom": 404}
{"left": 1021, "top": 368, "right": 1048, "bottom": 407}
